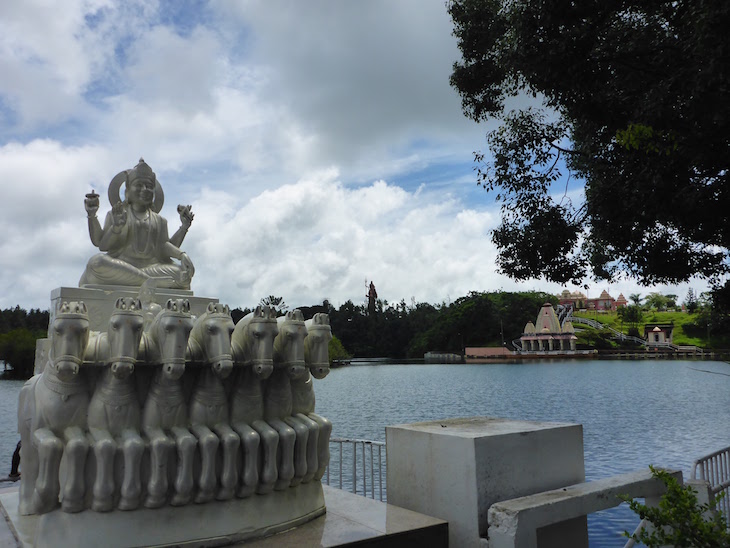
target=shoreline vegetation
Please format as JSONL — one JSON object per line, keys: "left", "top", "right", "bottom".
{"left": 3, "top": 290, "right": 727, "bottom": 379}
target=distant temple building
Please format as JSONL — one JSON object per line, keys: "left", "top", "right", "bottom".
{"left": 520, "top": 303, "right": 577, "bottom": 351}
{"left": 644, "top": 323, "right": 674, "bottom": 346}
{"left": 558, "top": 289, "right": 627, "bottom": 312}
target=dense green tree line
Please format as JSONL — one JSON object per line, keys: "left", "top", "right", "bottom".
{"left": 0, "top": 307, "right": 49, "bottom": 379}
{"left": 327, "top": 291, "right": 556, "bottom": 359}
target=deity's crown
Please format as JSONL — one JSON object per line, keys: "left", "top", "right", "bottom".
{"left": 127, "top": 157, "right": 156, "bottom": 184}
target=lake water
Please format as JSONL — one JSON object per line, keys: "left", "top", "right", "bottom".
{"left": 1, "top": 359, "right": 728, "bottom": 546}
{"left": 313, "top": 360, "right": 730, "bottom": 546}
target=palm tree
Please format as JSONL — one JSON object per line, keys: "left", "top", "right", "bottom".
{"left": 629, "top": 293, "right": 642, "bottom": 306}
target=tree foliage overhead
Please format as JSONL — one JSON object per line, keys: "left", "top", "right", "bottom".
{"left": 449, "top": 0, "right": 730, "bottom": 286}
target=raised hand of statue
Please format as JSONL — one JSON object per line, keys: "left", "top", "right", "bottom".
{"left": 84, "top": 191, "right": 100, "bottom": 217}
{"left": 177, "top": 204, "right": 194, "bottom": 229}
{"left": 111, "top": 201, "right": 127, "bottom": 228}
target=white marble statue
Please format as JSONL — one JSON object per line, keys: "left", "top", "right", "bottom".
{"left": 230, "top": 305, "right": 279, "bottom": 496}
{"left": 80, "top": 158, "right": 195, "bottom": 289}
{"left": 18, "top": 301, "right": 91, "bottom": 515}
{"left": 140, "top": 299, "right": 196, "bottom": 508}
{"left": 187, "top": 303, "right": 238, "bottom": 503}
{"left": 266, "top": 310, "right": 308, "bottom": 489}
{"left": 87, "top": 297, "right": 145, "bottom": 512}
{"left": 10, "top": 158, "right": 336, "bottom": 546}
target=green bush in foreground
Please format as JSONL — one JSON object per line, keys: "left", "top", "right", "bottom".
{"left": 621, "top": 466, "right": 729, "bottom": 547}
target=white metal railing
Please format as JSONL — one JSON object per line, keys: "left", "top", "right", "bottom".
{"left": 323, "top": 438, "right": 386, "bottom": 501}
{"left": 692, "top": 445, "right": 730, "bottom": 529}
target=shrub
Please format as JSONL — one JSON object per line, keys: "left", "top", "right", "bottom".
{"left": 622, "top": 466, "right": 729, "bottom": 547}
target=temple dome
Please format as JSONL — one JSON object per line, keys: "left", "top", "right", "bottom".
{"left": 535, "top": 303, "right": 561, "bottom": 333}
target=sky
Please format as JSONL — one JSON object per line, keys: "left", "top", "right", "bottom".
{"left": 0, "top": 0, "right": 704, "bottom": 312}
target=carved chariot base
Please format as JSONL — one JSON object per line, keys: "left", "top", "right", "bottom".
{"left": 1, "top": 481, "right": 325, "bottom": 547}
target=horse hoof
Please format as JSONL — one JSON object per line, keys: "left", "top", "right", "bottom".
{"left": 62, "top": 498, "right": 85, "bottom": 513}
{"left": 274, "top": 479, "right": 291, "bottom": 491}
{"left": 237, "top": 483, "right": 256, "bottom": 498}
{"left": 255, "top": 483, "right": 275, "bottom": 496}
{"left": 32, "top": 490, "right": 57, "bottom": 514}
{"left": 194, "top": 490, "right": 213, "bottom": 504}
{"left": 215, "top": 487, "right": 235, "bottom": 501}
{"left": 171, "top": 492, "right": 191, "bottom": 506}
{"left": 144, "top": 495, "right": 166, "bottom": 509}
{"left": 117, "top": 497, "right": 139, "bottom": 511}
{"left": 92, "top": 497, "right": 113, "bottom": 512}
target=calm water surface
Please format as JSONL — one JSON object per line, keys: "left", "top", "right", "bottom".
{"left": 314, "top": 360, "right": 730, "bottom": 547}
{"left": 0, "top": 360, "right": 728, "bottom": 546}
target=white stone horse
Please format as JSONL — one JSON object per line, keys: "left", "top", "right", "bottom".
{"left": 18, "top": 301, "right": 91, "bottom": 515}
{"left": 140, "top": 299, "right": 195, "bottom": 508}
{"left": 86, "top": 297, "right": 145, "bottom": 512}
{"left": 230, "top": 305, "right": 279, "bottom": 496}
{"left": 301, "top": 313, "right": 333, "bottom": 480}
{"left": 187, "top": 303, "right": 238, "bottom": 503}
{"left": 266, "top": 310, "right": 308, "bottom": 489}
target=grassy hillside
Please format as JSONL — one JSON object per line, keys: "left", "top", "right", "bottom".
{"left": 573, "top": 310, "right": 707, "bottom": 347}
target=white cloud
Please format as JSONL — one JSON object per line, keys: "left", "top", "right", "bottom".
{"left": 0, "top": 1, "right": 707, "bottom": 314}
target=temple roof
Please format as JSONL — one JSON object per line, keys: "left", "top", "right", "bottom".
{"left": 535, "top": 303, "right": 561, "bottom": 333}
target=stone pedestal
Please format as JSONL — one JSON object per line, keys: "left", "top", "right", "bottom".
{"left": 50, "top": 286, "right": 218, "bottom": 333}
{"left": 386, "top": 416, "right": 586, "bottom": 548}
{"left": 1, "top": 481, "right": 325, "bottom": 547}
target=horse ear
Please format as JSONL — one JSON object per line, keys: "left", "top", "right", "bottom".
{"left": 115, "top": 297, "right": 125, "bottom": 310}
{"left": 166, "top": 299, "right": 175, "bottom": 311}
{"left": 134, "top": 298, "right": 142, "bottom": 310}
{"left": 207, "top": 302, "right": 216, "bottom": 313}
{"left": 183, "top": 300, "right": 190, "bottom": 313}
{"left": 224, "top": 304, "right": 230, "bottom": 315}
{"left": 254, "top": 305, "right": 262, "bottom": 317}
{"left": 77, "top": 301, "right": 88, "bottom": 314}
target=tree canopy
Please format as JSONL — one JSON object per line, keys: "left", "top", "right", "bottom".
{"left": 449, "top": 0, "right": 730, "bottom": 286}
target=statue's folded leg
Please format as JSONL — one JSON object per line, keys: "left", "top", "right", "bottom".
{"left": 81, "top": 254, "right": 149, "bottom": 286}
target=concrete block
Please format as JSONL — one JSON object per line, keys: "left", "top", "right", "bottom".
{"left": 386, "top": 417, "right": 585, "bottom": 548}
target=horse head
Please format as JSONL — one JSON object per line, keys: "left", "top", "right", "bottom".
{"left": 108, "top": 297, "right": 144, "bottom": 379}
{"left": 148, "top": 299, "right": 194, "bottom": 380}
{"left": 304, "top": 313, "right": 332, "bottom": 380}
{"left": 273, "top": 309, "right": 306, "bottom": 379}
{"left": 232, "top": 304, "right": 278, "bottom": 379}
{"left": 189, "top": 302, "right": 235, "bottom": 379}
{"left": 50, "top": 301, "right": 90, "bottom": 381}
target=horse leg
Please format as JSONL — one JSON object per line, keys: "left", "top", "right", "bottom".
{"left": 144, "top": 428, "right": 172, "bottom": 508}
{"left": 89, "top": 428, "right": 116, "bottom": 512}
{"left": 252, "top": 420, "right": 278, "bottom": 495}
{"left": 170, "top": 426, "right": 196, "bottom": 506}
{"left": 212, "top": 423, "right": 239, "bottom": 501}
{"left": 191, "top": 424, "right": 218, "bottom": 504}
{"left": 311, "top": 413, "right": 332, "bottom": 480}
{"left": 32, "top": 427, "right": 63, "bottom": 514}
{"left": 269, "top": 419, "right": 295, "bottom": 490}
{"left": 61, "top": 426, "right": 89, "bottom": 513}
{"left": 232, "top": 422, "right": 260, "bottom": 498}
{"left": 18, "top": 380, "right": 39, "bottom": 515}
{"left": 284, "top": 416, "right": 309, "bottom": 486}
{"left": 118, "top": 429, "right": 144, "bottom": 510}
{"left": 296, "top": 413, "right": 319, "bottom": 483}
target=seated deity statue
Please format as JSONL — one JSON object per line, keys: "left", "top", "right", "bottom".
{"left": 79, "top": 158, "right": 195, "bottom": 289}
